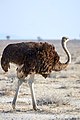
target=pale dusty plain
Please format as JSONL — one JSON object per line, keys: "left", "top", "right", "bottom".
{"left": 0, "top": 40, "right": 80, "bottom": 120}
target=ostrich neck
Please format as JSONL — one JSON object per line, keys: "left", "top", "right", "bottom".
{"left": 62, "top": 41, "right": 71, "bottom": 64}
{"left": 52, "top": 41, "right": 71, "bottom": 71}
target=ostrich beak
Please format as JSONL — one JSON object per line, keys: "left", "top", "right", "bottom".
{"left": 66, "top": 38, "right": 69, "bottom": 42}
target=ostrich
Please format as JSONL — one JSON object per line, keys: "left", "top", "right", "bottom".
{"left": 1, "top": 37, "right": 71, "bottom": 110}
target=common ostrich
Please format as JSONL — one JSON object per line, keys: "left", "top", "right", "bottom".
{"left": 1, "top": 37, "right": 71, "bottom": 110}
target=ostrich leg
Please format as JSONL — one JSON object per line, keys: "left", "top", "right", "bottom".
{"left": 12, "top": 79, "right": 23, "bottom": 109}
{"left": 28, "top": 74, "right": 37, "bottom": 110}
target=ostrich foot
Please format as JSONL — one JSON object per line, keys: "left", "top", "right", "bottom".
{"left": 33, "top": 106, "right": 37, "bottom": 111}
{"left": 12, "top": 103, "right": 16, "bottom": 110}
{"left": 33, "top": 107, "right": 43, "bottom": 112}
{"left": 33, "top": 104, "right": 39, "bottom": 111}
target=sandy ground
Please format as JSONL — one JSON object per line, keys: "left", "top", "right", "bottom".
{"left": 0, "top": 40, "right": 80, "bottom": 120}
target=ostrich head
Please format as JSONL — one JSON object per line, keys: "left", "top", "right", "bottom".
{"left": 62, "top": 37, "right": 69, "bottom": 43}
